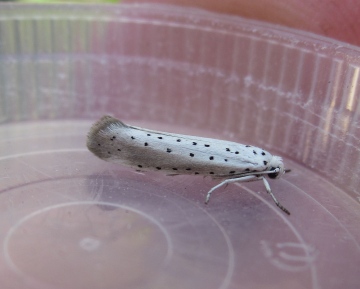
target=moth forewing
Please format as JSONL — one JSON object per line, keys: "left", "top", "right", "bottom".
{"left": 87, "top": 116, "right": 290, "bottom": 215}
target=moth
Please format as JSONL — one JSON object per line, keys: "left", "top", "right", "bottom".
{"left": 87, "top": 116, "right": 290, "bottom": 215}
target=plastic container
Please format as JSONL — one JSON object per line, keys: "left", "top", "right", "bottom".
{"left": 0, "top": 4, "right": 359, "bottom": 289}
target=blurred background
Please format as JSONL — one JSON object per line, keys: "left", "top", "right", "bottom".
{"left": 0, "top": 2, "right": 359, "bottom": 289}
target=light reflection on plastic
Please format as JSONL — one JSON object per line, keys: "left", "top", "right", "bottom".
{"left": 346, "top": 66, "right": 359, "bottom": 112}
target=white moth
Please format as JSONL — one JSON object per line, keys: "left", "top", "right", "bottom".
{"left": 87, "top": 116, "right": 290, "bottom": 215}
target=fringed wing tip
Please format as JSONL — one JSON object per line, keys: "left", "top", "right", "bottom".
{"left": 89, "top": 115, "right": 119, "bottom": 133}
{"left": 86, "top": 115, "right": 126, "bottom": 156}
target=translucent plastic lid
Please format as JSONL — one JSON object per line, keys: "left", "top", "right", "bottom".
{"left": 0, "top": 4, "right": 359, "bottom": 289}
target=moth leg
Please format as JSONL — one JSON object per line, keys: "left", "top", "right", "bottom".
{"left": 205, "top": 175, "right": 258, "bottom": 204}
{"left": 262, "top": 177, "right": 290, "bottom": 215}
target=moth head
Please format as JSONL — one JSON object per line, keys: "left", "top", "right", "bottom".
{"left": 267, "top": 156, "right": 285, "bottom": 179}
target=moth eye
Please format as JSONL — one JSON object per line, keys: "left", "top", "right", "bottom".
{"left": 268, "top": 167, "right": 279, "bottom": 179}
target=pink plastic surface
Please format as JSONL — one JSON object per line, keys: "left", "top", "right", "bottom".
{"left": 0, "top": 4, "right": 359, "bottom": 289}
